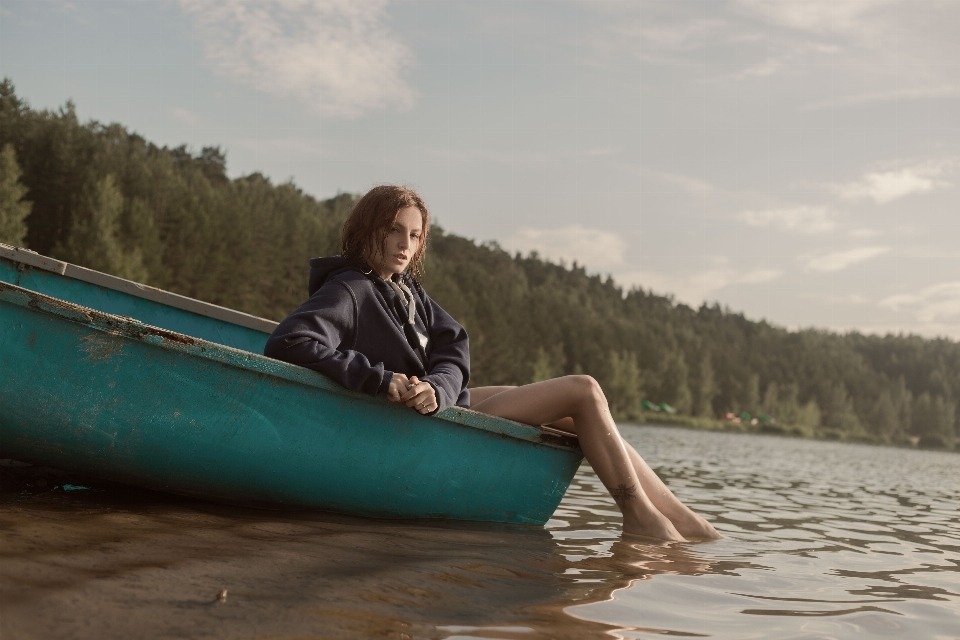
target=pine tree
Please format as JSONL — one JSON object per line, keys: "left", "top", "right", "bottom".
{"left": 869, "top": 389, "right": 900, "bottom": 441}
{"left": 775, "top": 383, "right": 802, "bottom": 426}
{"left": 912, "top": 393, "right": 955, "bottom": 449}
{"left": 606, "top": 350, "right": 643, "bottom": 420}
{"left": 658, "top": 349, "right": 692, "bottom": 415}
{"left": 743, "top": 373, "right": 760, "bottom": 417}
{"left": 797, "top": 399, "right": 822, "bottom": 430}
{"left": 530, "top": 344, "right": 565, "bottom": 383}
{"left": 761, "top": 381, "right": 780, "bottom": 418}
{"left": 692, "top": 354, "right": 717, "bottom": 417}
{"left": 121, "top": 197, "right": 166, "bottom": 285}
{"left": 55, "top": 175, "right": 147, "bottom": 282}
{"left": 0, "top": 143, "right": 31, "bottom": 246}
{"left": 893, "top": 376, "right": 913, "bottom": 436}
{"left": 821, "top": 383, "right": 863, "bottom": 434}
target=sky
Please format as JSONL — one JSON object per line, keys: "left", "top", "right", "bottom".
{"left": 2, "top": 0, "right": 959, "bottom": 339}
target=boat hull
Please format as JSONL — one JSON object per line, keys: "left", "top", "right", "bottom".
{"left": 0, "top": 248, "right": 272, "bottom": 353}
{"left": 0, "top": 283, "right": 582, "bottom": 524}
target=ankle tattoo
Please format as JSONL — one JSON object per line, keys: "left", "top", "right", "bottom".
{"left": 606, "top": 483, "right": 637, "bottom": 503}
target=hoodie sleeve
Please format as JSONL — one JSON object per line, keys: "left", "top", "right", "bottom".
{"left": 263, "top": 281, "right": 392, "bottom": 397}
{"left": 418, "top": 292, "right": 470, "bottom": 413}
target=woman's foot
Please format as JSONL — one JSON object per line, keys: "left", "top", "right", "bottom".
{"left": 623, "top": 508, "right": 687, "bottom": 542}
{"left": 650, "top": 497, "right": 723, "bottom": 540}
{"left": 656, "top": 505, "right": 723, "bottom": 540}
{"left": 677, "top": 515, "right": 722, "bottom": 540}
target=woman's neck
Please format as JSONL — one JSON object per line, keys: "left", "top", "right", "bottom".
{"left": 375, "top": 266, "right": 395, "bottom": 281}
{"left": 367, "top": 262, "right": 396, "bottom": 281}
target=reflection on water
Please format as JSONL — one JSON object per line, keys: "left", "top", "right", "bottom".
{"left": 2, "top": 426, "right": 958, "bottom": 639}
{"left": 556, "top": 427, "right": 960, "bottom": 639}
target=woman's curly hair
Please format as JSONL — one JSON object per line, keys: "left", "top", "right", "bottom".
{"left": 341, "top": 185, "right": 431, "bottom": 284}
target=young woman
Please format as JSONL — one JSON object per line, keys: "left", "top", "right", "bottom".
{"left": 264, "top": 186, "right": 720, "bottom": 542}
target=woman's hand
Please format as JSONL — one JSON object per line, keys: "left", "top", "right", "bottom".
{"left": 387, "top": 373, "right": 411, "bottom": 402}
{"left": 400, "top": 376, "right": 438, "bottom": 414}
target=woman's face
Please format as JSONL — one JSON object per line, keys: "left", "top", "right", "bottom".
{"left": 369, "top": 205, "right": 423, "bottom": 279}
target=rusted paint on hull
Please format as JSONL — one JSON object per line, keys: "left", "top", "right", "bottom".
{"left": 0, "top": 253, "right": 271, "bottom": 352}
{"left": 0, "top": 282, "right": 582, "bottom": 524}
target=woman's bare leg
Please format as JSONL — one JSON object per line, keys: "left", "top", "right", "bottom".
{"left": 470, "top": 377, "right": 684, "bottom": 541}
{"left": 468, "top": 386, "right": 514, "bottom": 405}
{"left": 470, "top": 386, "right": 576, "bottom": 432}
{"left": 470, "top": 382, "right": 720, "bottom": 540}
{"left": 621, "top": 440, "right": 721, "bottom": 539}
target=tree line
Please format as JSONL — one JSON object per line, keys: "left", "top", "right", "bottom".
{"left": 1, "top": 80, "right": 957, "bottom": 449}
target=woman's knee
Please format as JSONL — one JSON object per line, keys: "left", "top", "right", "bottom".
{"left": 566, "top": 374, "right": 607, "bottom": 408}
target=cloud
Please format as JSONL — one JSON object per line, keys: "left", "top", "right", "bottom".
{"left": 233, "top": 137, "right": 326, "bottom": 161}
{"left": 617, "top": 266, "right": 783, "bottom": 307}
{"left": 737, "top": 206, "right": 836, "bottom": 233}
{"left": 501, "top": 225, "right": 626, "bottom": 270}
{"left": 734, "top": 0, "right": 895, "bottom": 36}
{"left": 880, "top": 282, "right": 960, "bottom": 323}
{"left": 803, "top": 246, "right": 889, "bottom": 272}
{"left": 169, "top": 107, "right": 199, "bottom": 126}
{"left": 424, "top": 144, "right": 624, "bottom": 168}
{"left": 617, "top": 269, "right": 728, "bottom": 306}
{"left": 578, "top": 0, "right": 959, "bottom": 93}
{"left": 736, "top": 0, "right": 960, "bottom": 87}
{"left": 425, "top": 146, "right": 622, "bottom": 167}
{"left": 180, "top": 0, "right": 416, "bottom": 119}
{"left": 626, "top": 18, "right": 727, "bottom": 52}
{"left": 823, "top": 293, "right": 870, "bottom": 304}
{"left": 725, "top": 40, "right": 842, "bottom": 81}
{"left": 732, "top": 57, "right": 784, "bottom": 79}
{"left": 573, "top": 2, "right": 730, "bottom": 66}
{"left": 644, "top": 169, "right": 717, "bottom": 194}
{"left": 740, "top": 268, "right": 783, "bottom": 284}
{"left": 800, "top": 86, "right": 960, "bottom": 111}
{"left": 834, "top": 158, "right": 957, "bottom": 204}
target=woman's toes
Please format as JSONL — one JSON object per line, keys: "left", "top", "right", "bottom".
{"left": 683, "top": 518, "right": 722, "bottom": 540}
{"left": 623, "top": 512, "right": 687, "bottom": 542}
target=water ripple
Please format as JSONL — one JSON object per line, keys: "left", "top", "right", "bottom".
{"left": 1, "top": 426, "right": 958, "bottom": 639}
{"left": 550, "top": 426, "right": 960, "bottom": 639}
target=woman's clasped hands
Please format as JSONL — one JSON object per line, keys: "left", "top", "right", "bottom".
{"left": 387, "top": 373, "right": 437, "bottom": 414}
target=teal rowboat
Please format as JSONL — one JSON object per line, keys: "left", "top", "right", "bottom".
{"left": 0, "top": 246, "right": 582, "bottom": 524}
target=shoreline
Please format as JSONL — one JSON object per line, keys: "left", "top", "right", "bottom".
{"left": 626, "top": 411, "right": 957, "bottom": 452}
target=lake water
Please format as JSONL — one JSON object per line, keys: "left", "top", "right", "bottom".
{"left": 2, "top": 425, "right": 958, "bottom": 639}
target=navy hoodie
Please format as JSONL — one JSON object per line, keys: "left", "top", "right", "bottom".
{"left": 263, "top": 257, "right": 470, "bottom": 412}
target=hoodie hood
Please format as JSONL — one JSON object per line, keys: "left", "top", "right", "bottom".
{"left": 308, "top": 256, "right": 365, "bottom": 296}
{"left": 309, "top": 256, "right": 422, "bottom": 297}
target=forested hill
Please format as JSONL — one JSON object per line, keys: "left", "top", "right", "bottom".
{"left": 1, "top": 80, "right": 958, "bottom": 449}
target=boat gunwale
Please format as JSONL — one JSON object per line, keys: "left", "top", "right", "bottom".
{"left": 0, "top": 244, "right": 278, "bottom": 334}
{"left": 0, "top": 281, "right": 582, "bottom": 454}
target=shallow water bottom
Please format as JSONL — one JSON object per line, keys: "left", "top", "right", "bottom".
{"left": 2, "top": 425, "right": 958, "bottom": 639}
